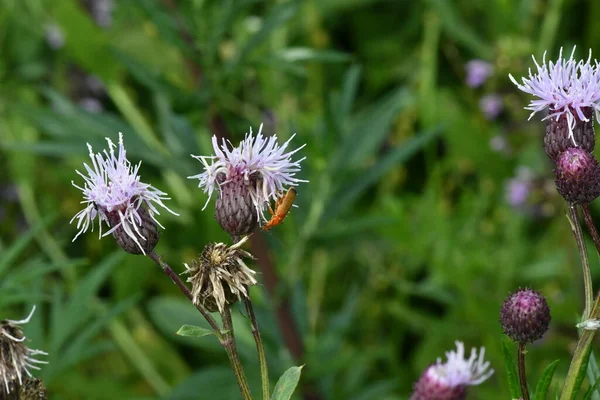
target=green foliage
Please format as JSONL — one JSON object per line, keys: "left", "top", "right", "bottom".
{"left": 534, "top": 360, "right": 559, "bottom": 400}
{"left": 0, "top": 0, "right": 598, "bottom": 399}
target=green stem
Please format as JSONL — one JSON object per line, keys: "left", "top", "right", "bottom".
{"left": 568, "top": 204, "right": 593, "bottom": 319}
{"left": 147, "top": 251, "right": 221, "bottom": 333}
{"left": 518, "top": 342, "right": 530, "bottom": 400}
{"left": 221, "top": 306, "right": 253, "bottom": 400}
{"left": 560, "top": 293, "right": 600, "bottom": 400}
{"left": 582, "top": 204, "right": 600, "bottom": 256}
{"left": 244, "top": 297, "right": 270, "bottom": 400}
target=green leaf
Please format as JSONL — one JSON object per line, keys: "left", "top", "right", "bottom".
{"left": 276, "top": 47, "right": 351, "bottom": 63}
{"left": 587, "top": 351, "right": 600, "bottom": 400}
{"left": 502, "top": 341, "right": 521, "bottom": 399}
{"left": 176, "top": 324, "right": 216, "bottom": 338}
{"left": 534, "top": 360, "right": 559, "bottom": 400}
{"left": 576, "top": 347, "right": 594, "bottom": 399}
{"left": 271, "top": 366, "right": 303, "bottom": 400}
{"left": 584, "top": 375, "right": 600, "bottom": 400}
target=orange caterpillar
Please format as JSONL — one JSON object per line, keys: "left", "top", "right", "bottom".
{"left": 262, "top": 188, "right": 297, "bottom": 231}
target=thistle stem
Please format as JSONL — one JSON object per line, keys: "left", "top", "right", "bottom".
{"left": 518, "top": 342, "right": 530, "bottom": 400}
{"left": 222, "top": 306, "right": 253, "bottom": 400}
{"left": 560, "top": 292, "right": 600, "bottom": 400}
{"left": 244, "top": 297, "right": 270, "bottom": 400}
{"left": 568, "top": 204, "right": 593, "bottom": 319}
{"left": 147, "top": 251, "right": 220, "bottom": 333}
{"left": 582, "top": 204, "right": 600, "bottom": 256}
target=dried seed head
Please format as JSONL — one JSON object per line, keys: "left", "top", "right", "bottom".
{"left": 500, "top": 288, "right": 551, "bottom": 343}
{"left": 184, "top": 236, "right": 257, "bottom": 313}
{"left": 410, "top": 342, "right": 493, "bottom": 400}
{"left": 544, "top": 107, "right": 595, "bottom": 162}
{"left": 18, "top": 377, "right": 47, "bottom": 400}
{"left": 554, "top": 147, "right": 600, "bottom": 204}
{"left": 214, "top": 173, "right": 260, "bottom": 238}
{"left": 106, "top": 203, "right": 159, "bottom": 255}
{"left": 0, "top": 307, "right": 48, "bottom": 396}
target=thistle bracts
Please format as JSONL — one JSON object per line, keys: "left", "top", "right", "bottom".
{"left": 183, "top": 236, "right": 257, "bottom": 313}
{"left": 554, "top": 148, "right": 600, "bottom": 204}
{"left": 0, "top": 307, "right": 48, "bottom": 397}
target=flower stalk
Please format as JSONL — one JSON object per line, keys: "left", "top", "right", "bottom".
{"left": 244, "top": 297, "right": 270, "bottom": 400}
{"left": 221, "top": 306, "right": 253, "bottom": 400}
{"left": 568, "top": 204, "right": 593, "bottom": 319}
{"left": 517, "top": 342, "right": 530, "bottom": 400}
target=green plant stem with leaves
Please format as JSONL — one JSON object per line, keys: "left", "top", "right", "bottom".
{"left": 147, "top": 251, "right": 253, "bottom": 399}
{"left": 561, "top": 205, "right": 600, "bottom": 400}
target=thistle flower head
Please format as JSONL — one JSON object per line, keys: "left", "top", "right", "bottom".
{"left": 509, "top": 47, "right": 600, "bottom": 144}
{"left": 70, "top": 133, "right": 178, "bottom": 254}
{"left": 554, "top": 148, "right": 600, "bottom": 204}
{"left": 411, "top": 341, "right": 494, "bottom": 400}
{"left": 183, "top": 236, "right": 257, "bottom": 313}
{"left": 188, "top": 124, "right": 306, "bottom": 236}
{"left": 0, "top": 306, "right": 48, "bottom": 396}
{"left": 500, "top": 288, "right": 551, "bottom": 343}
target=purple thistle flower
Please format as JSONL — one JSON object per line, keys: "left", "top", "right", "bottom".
{"left": 465, "top": 60, "right": 494, "bottom": 88}
{"left": 509, "top": 47, "right": 600, "bottom": 144}
{"left": 70, "top": 133, "right": 178, "bottom": 254}
{"left": 479, "top": 94, "right": 504, "bottom": 120}
{"left": 1, "top": 306, "right": 48, "bottom": 395}
{"left": 411, "top": 342, "right": 493, "bottom": 400}
{"left": 188, "top": 124, "right": 307, "bottom": 227}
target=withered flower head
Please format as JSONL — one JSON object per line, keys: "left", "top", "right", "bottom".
{"left": 0, "top": 306, "right": 48, "bottom": 396}
{"left": 184, "top": 236, "right": 257, "bottom": 313}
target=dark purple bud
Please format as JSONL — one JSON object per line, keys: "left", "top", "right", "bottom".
{"left": 500, "top": 288, "right": 551, "bottom": 343}
{"left": 106, "top": 204, "right": 159, "bottom": 255}
{"left": 554, "top": 148, "right": 600, "bottom": 204}
{"left": 215, "top": 173, "right": 260, "bottom": 240}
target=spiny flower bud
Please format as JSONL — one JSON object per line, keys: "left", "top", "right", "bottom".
{"left": 0, "top": 307, "right": 48, "bottom": 396}
{"left": 214, "top": 173, "right": 260, "bottom": 238}
{"left": 544, "top": 108, "right": 595, "bottom": 162}
{"left": 554, "top": 148, "right": 600, "bottom": 204}
{"left": 500, "top": 288, "right": 551, "bottom": 343}
{"left": 183, "top": 236, "right": 257, "bottom": 313}
{"left": 411, "top": 341, "right": 493, "bottom": 400}
{"left": 106, "top": 203, "right": 159, "bottom": 255}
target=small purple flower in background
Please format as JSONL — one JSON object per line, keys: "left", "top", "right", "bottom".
{"left": 506, "top": 167, "right": 534, "bottom": 208}
{"left": 489, "top": 135, "right": 509, "bottom": 153}
{"left": 479, "top": 94, "right": 503, "bottom": 120}
{"left": 44, "top": 23, "right": 64, "bottom": 50}
{"left": 509, "top": 47, "right": 600, "bottom": 143}
{"left": 411, "top": 341, "right": 493, "bottom": 400}
{"left": 465, "top": 60, "right": 494, "bottom": 88}
{"left": 0, "top": 306, "right": 48, "bottom": 395}
{"left": 82, "top": 0, "right": 114, "bottom": 28}
{"left": 71, "top": 133, "right": 178, "bottom": 254}
{"left": 188, "top": 124, "right": 306, "bottom": 238}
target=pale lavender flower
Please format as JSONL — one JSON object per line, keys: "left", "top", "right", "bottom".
{"left": 411, "top": 341, "right": 493, "bottom": 400}
{"left": 506, "top": 167, "right": 534, "bottom": 208}
{"left": 465, "top": 60, "right": 494, "bottom": 88}
{"left": 479, "top": 94, "right": 503, "bottom": 120}
{"left": 188, "top": 124, "right": 306, "bottom": 229}
{"left": 509, "top": 47, "right": 600, "bottom": 143}
{"left": 0, "top": 306, "right": 48, "bottom": 395}
{"left": 70, "top": 133, "right": 178, "bottom": 254}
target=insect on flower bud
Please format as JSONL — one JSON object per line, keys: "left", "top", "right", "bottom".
{"left": 500, "top": 288, "right": 551, "bottom": 343}
{"left": 554, "top": 147, "right": 600, "bottom": 204}
{"left": 106, "top": 203, "right": 159, "bottom": 255}
{"left": 183, "top": 236, "right": 257, "bottom": 313}
{"left": 214, "top": 173, "right": 260, "bottom": 239}
{"left": 544, "top": 108, "right": 595, "bottom": 162}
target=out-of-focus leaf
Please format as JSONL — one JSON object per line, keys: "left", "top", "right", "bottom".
{"left": 276, "top": 47, "right": 351, "bottom": 63}
{"left": 502, "top": 341, "right": 521, "bottom": 399}
{"left": 176, "top": 324, "right": 215, "bottom": 338}
{"left": 534, "top": 360, "right": 559, "bottom": 400}
{"left": 271, "top": 366, "right": 303, "bottom": 400}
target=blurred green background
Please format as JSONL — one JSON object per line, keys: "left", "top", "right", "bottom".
{"left": 1, "top": 0, "right": 599, "bottom": 399}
